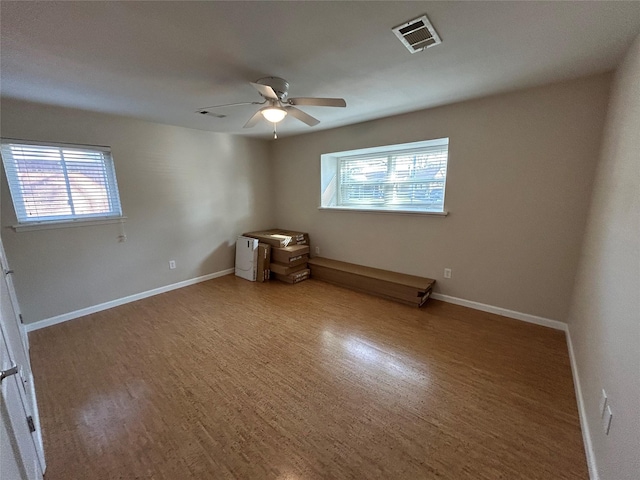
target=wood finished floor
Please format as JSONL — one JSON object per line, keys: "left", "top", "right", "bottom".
{"left": 29, "top": 275, "right": 588, "bottom": 479}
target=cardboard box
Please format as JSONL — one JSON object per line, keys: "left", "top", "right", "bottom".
{"left": 307, "top": 257, "right": 435, "bottom": 307}
{"left": 274, "top": 268, "right": 310, "bottom": 284}
{"left": 271, "top": 255, "right": 308, "bottom": 270}
{"left": 272, "top": 245, "right": 310, "bottom": 265}
{"left": 242, "top": 230, "right": 289, "bottom": 248}
{"left": 269, "top": 229, "right": 310, "bottom": 246}
{"left": 243, "top": 229, "right": 310, "bottom": 248}
{"left": 256, "top": 243, "right": 271, "bottom": 282}
{"left": 269, "top": 260, "right": 308, "bottom": 276}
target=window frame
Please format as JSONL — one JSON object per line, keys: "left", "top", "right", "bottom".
{"left": 1, "top": 138, "right": 125, "bottom": 229}
{"left": 320, "top": 138, "right": 450, "bottom": 216}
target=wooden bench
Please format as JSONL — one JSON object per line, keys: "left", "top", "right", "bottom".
{"left": 307, "top": 257, "right": 436, "bottom": 307}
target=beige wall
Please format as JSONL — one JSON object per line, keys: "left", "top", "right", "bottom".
{"left": 568, "top": 36, "right": 639, "bottom": 480}
{"left": 271, "top": 74, "right": 612, "bottom": 322}
{"left": 1, "top": 99, "right": 273, "bottom": 323}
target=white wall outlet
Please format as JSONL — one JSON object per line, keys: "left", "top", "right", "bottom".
{"left": 599, "top": 389, "right": 608, "bottom": 418}
{"left": 315, "top": 246, "right": 320, "bottom": 255}
{"left": 169, "top": 260, "right": 176, "bottom": 269}
{"left": 444, "top": 268, "right": 452, "bottom": 279}
{"left": 602, "top": 405, "right": 613, "bottom": 435}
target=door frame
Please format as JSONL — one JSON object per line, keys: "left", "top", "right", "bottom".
{"left": 0, "top": 234, "right": 46, "bottom": 474}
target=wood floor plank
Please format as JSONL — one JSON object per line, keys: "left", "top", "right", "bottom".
{"left": 29, "top": 275, "right": 588, "bottom": 479}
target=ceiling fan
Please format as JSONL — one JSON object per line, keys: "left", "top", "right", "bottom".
{"left": 198, "top": 77, "right": 346, "bottom": 137}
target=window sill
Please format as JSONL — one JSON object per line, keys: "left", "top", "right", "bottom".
{"left": 11, "top": 216, "right": 127, "bottom": 232}
{"left": 318, "top": 207, "right": 448, "bottom": 217}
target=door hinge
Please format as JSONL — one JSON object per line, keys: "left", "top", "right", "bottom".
{"left": 19, "top": 314, "right": 24, "bottom": 324}
{"left": 26, "top": 416, "right": 36, "bottom": 433}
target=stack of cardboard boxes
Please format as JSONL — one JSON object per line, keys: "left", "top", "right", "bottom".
{"left": 242, "top": 229, "right": 311, "bottom": 284}
{"left": 307, "top": 257, "right": 436, "bottom": 307}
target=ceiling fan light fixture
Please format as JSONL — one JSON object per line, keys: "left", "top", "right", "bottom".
{"left": 261, "top": 107, "right": 287, "bottom": 123}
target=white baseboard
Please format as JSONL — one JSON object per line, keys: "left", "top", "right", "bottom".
{"left": 430, "top": 292, "right": 567, "bottom": 331}
{"left": 25, "top": 268, "right": 234, "bottom": 332}
{"left": 566, "top": 328, "right": 599, "bottom": 480}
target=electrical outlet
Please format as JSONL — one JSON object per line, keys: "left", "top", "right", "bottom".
{"left": 315, "top": 246, "right": 320, "bottom": 255}
{"left": 444, "top": 268, "right": 452, "bottom": 279}
{"left": 169, "top": 260, "right": 176, "bottom": 269}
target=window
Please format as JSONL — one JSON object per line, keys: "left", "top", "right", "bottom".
{"left": 1, "top": 139, "right": 123, "bottom": 225}
{"left": 320, "top": 138, "right": 449, "bottom": 214}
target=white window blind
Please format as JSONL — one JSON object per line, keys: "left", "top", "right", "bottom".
{"left": 321, "top": 138, "right": 449, "bottom": 213}
{"left": 1, "top": 140, "right": 123, "bottom": 224}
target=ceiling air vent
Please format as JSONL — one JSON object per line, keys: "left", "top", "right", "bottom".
{"left": 392, "top": 14, "right": 441, "bottom": 53}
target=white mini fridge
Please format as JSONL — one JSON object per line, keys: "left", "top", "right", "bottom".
{"left": 235, "top": 236, "right": 259, "bottom": 281}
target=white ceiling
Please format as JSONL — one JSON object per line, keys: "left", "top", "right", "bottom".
{"left": 1, "top": 1, "right": 639, "bottom": 139}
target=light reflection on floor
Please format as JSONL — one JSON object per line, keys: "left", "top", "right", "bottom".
{"left": 77, "top": 380, "right": 149, "bottom": 451}
{"left": 276, "top": 472, "right": 302, "bottom": 480}
{"left": 321, "top": 329, "right": 429, "bottom": 386}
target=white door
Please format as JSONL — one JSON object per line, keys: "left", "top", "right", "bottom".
{"left": 1, "top": 326, "right": 42, "bottom": 480}
{"left": 0, "top": 236, "right": 45, "bottom": 478}
{"left": 0, "top": 240, "right": 29, "bottom": 357}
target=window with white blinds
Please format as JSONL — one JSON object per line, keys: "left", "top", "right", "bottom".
{"left": 1, "top": 139, "right": 123, "bottom": 225}
{"left": 320, "top": 138, "right": 449, "bottom": 213}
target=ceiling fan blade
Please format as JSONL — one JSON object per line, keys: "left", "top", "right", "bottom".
{"left": 250, "top": 82, "right": 279, "bottom": 100}
{"left": 199, "top": 111, "right": 227, "bottom": 119}
{"left": 285, "top": 106, "right": 320, "bottom": 127}
{"left": 197, "top": 101, "right": 263, "bottom": 112}
{"left": 288, "top": 97, "right": 346, "bottom": 107}
{"left": 243, "top": 110, "right": 263, "bottom": 128}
